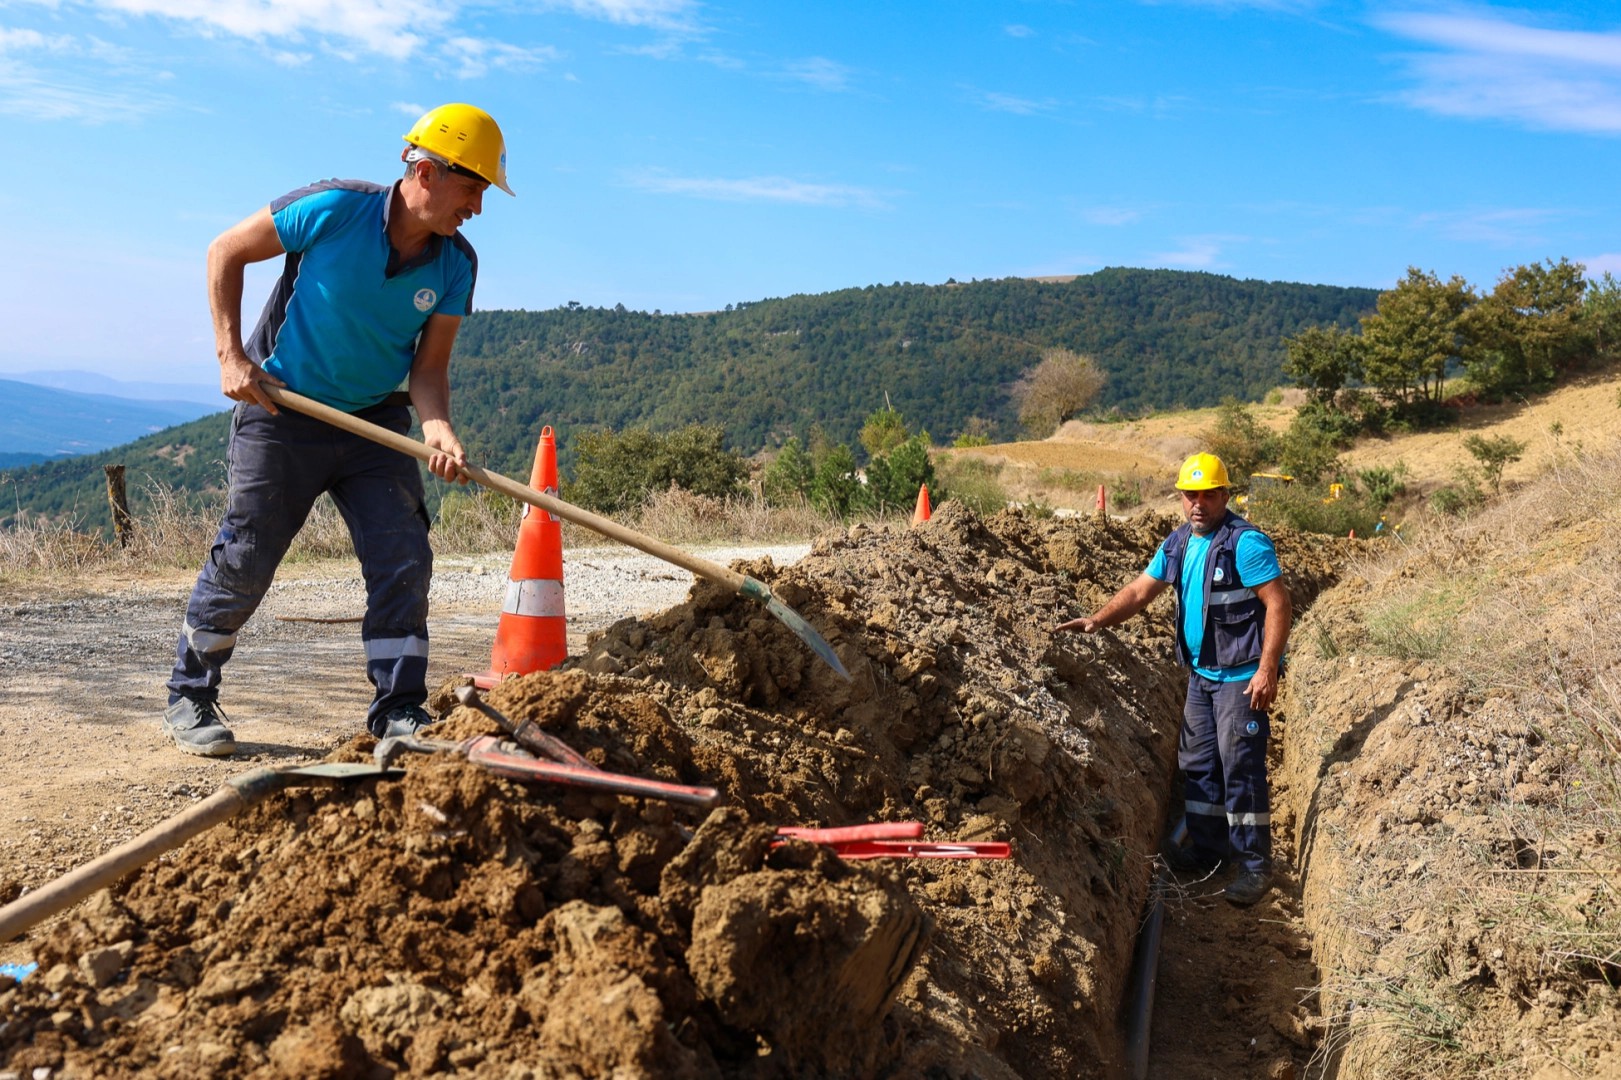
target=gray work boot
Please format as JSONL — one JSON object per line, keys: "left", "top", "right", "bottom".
{"left": 162, "top": 696, "right": 238, "bottom": 758}
{"left": 1223, "top": 870, "right": 1273, "bottom": 906}
{"left": 371, "top": 704, "right": 436, "bottom": 740}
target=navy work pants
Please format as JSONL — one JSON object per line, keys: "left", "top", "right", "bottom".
{"left": 167, "top": 402, "right": 432, "bottom": 729}
{"left": 1180, "top": 673, "right": 1272, "bottom": 874}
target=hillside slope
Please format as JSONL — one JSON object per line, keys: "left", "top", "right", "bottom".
{"left": 950, "top": 369, "right": 1621, "bottom": 507}
{"left": 1, "top": 269, "right": 1374, "bottom": 530}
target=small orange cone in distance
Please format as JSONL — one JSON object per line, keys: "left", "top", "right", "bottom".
{"left": 474, "top": 426, "right": 568, "bottom": 689}
{"left": 1096, "top": 484, "right": 1107, "bottom": 514}
{"left": 911, "top": 482, "right": 932, "bottom": 526}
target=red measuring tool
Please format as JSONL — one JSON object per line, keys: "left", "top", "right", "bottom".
{"left": 774, "top": 821, "right": 1011, "bottom": 860}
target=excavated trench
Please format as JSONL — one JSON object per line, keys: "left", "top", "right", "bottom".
{"left": 0, "top": 505, "right": 1348, "bottom": 1078}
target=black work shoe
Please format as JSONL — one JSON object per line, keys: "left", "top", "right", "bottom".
{"left": 1223, "top": 870, "right": 1273, "bottom": 906}
{"left": 1164, "top": 843, "right": 1222, "bottom": 874}
{"left": 371, "top": 704, "right": 436, "bottom": 740}
{"left": 162, "top": 697, "right": 238, "bottom": 758}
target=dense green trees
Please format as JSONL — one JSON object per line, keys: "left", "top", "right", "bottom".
{"left": 5, "top": 269, "right": 1376, "bottom": 530}
{"left": 567, "top": 424, "right": 747, "bottom": 513}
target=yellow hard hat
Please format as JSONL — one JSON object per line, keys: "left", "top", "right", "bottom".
{"left": 403, "top": 103, "right": 514, "bottom": 196}
{"left": 1176, "top": 452, "right": 1231, "bottom": 491}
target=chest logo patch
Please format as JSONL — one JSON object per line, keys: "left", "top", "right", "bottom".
{"left": 413, "top": 288, "right": 438, "bottom": 313}
{"left": 1213, "top": 567, "right": 1225, "bottom": 583}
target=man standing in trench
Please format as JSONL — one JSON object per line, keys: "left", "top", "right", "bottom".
{"left": 1056, "top": 452, "right": 1292, "bottom": 906}
{"left": 161, "top": 103, "right": 515, "bottom": 757}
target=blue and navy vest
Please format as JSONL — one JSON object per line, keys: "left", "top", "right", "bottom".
{"left": 1159, "top": 512, "right": 1268, "bottom": 671}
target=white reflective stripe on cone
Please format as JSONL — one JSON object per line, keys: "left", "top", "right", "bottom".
{"left": 504, "top": 579, "right": 566, "bottom": 618}
{"left": 364, "top": 635, "right": 430, "bottom": 660}
{"left": 1184, "top": 800, "right": 1226, "bottom": 817}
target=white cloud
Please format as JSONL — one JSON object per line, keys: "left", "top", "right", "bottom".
{"left": 1412, "top": 206, "right": 1561, "bottom": 246}
{"left": 544, "top": 0, "right": 699, "bottom": 32}
{"left": 1581, "top": 253, "right": 1621, "bottom": 277}
{"left": 1147, "top": 237, "right": 1238, "bottom": 269}
{"left": 0, "top": 27, "right": 74, "bottom": 52}
{"left": 92, "top": 0, "right": 447, "bottom": 60}
{"left": 0, "top": 68, "right": 174, "bottom": 120}
{"left": 1004, "top": 24, "right": 1034, "bottom": 38}
{"left": 779, "top": 56, "right": 850, "bottom": 92}
{"left": 626, "top": 169, "right": 886, "bottom": 208}
{"left": 1080, "top": 206, "right": 1142, "bottom": 227}
{"left": 444, "top": 36, "right": 559, "bottom": 79}
{"left": 973, "top": 89, "right": 1059, "bottom": 115}
{"left": 1377, "top": 10, "right": 1621, "bottom": 134}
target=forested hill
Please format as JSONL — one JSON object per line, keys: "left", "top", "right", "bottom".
{"left": 2, "top": 268, "right": 1375, "bottom": 529}
{"left": 454, "top": 268, "right": 1376, "bottom": 472}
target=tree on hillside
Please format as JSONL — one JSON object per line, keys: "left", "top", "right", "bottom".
{"left": 1358, "top": 268, "right": 1474, "bottom": 407}
{"left": 761, "top": 437, "right": 814, "bottom": 505}
{"left": 1585, "top": 272, "right": 1621, "bottom": 364}
{"left": 858, "top": 406, "right": 909, "bottom": 458}
{"left": 1464, "top": 258, "right": 1589, "bottom": 397}
{"left": 866, "top": 432, "right": 934, "bottom": 512}
{"left": 1011, "top": 347, "right": 1107, "bottom": 436}
{"left": 1283, "top": 324, "right": 1362, "bottom": 406}
{"left": 568, "top": 425, "right": 746, "bottom": 514}
{"left": 1202, "top": 398, "right": 1279, "bottom": 485}
{"left": 810, "top": 442, "right": 863, "bottom": 517}
{"left": 1462, "top": 433, "right": 1526, "bottom": 494}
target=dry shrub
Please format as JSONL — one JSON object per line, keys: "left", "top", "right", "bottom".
{"left": 620, "top": 485, "right": 843, "bottom": 547}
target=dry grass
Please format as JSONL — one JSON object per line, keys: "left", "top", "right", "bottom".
{"left": 1309, "top": 442, "right": 1621, "bottom": 1076}
{"left": 0, "top": 480, "right": 852, "bottom": 585}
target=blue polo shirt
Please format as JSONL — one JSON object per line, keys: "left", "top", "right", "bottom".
{"left": 1146, "top": 529, "right": 1281, "bottom": 682}
{"left": 244, "top": 180, "right": 477, "bottom": 412}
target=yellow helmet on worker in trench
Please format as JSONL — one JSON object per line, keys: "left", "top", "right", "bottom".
{"left": 1176, "top": 452, "right": 1231, "bottom": 491}
{"left": 403, "top": 103, "right": 515, "bottom": 196}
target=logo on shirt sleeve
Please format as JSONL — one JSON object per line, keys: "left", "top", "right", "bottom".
{"left": 413, "top": 288, "right": 438, "bottom": 313}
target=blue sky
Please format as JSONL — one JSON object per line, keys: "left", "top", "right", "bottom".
{"left": 3, "top": 0, "right": 1620, "bottom": 391}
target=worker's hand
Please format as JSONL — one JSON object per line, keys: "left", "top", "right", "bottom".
{"left": 1246, "top": 664, "right": 1279, "bottom": 712}
{"left": 219, "top": 352, "right": 285, "bottom": 415}
{"left": 422, "top": 420, "right": 469, "bottom": 484}
{"left": 1054, "top": 616, "right": 1100, "bottom": 634}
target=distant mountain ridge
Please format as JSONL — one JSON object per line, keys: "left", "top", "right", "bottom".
{"left": 5, "top": 369, "right": 225, "bottom": 409}
{"left": 1, "top": 268, "right": 1377, "bottom": 530}
{"left": 0, "top": 378, "right": 225, "bottom": 458}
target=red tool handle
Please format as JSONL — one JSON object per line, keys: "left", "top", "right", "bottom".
{"left": 465, "top": 737, "right": 721, "bottom": 808}
{"left": 776, "top": 822, "right": 926, "bottom": 843}
{"left": 821, "top": 841, "right": 1012, "bottom": 860}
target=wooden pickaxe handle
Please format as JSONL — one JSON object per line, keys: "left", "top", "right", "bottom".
{"left": 260, "top": 386, "right": 850, "bottom": 680}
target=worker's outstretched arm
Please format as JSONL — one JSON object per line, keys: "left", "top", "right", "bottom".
{"left": 1244, "top": 578, "right": 1293, "bottom": 711}
{"left": 1054, "top": 573, "right": 1169, "bottom": 634}
{"left": 208, "top": 207, "right": 287, "bottom": 414}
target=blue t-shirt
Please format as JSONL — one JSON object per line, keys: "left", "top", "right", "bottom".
{"left": 1146, "top": 528, "right": 1281, "bottom": 682}
{"left": 245, "top": 180, "right": 477, "bottom": 412}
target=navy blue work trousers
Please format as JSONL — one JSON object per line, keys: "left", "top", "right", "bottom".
{"left": 1180, "top": 673, "right": 1272, "bottom": 874}
{"left": 167, "top": 402, "right": 432, "bottom": 728}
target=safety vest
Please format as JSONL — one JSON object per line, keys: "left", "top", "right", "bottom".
{"left": 1159, "top": 512, "right": 1267, "bottom": 671}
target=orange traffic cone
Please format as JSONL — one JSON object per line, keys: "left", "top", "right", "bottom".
{"left": 1096, "top": 484, "right": 1107, "bottom": 515}
{"left": 911, "top": 483, "right": 932, "bottom": 526}
{"left": 473, "top": 426, "right": 568, "bottom": 689}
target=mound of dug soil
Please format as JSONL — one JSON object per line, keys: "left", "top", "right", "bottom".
{"left": 1, "top": 504, "right": 1342, "bottom": 1078}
